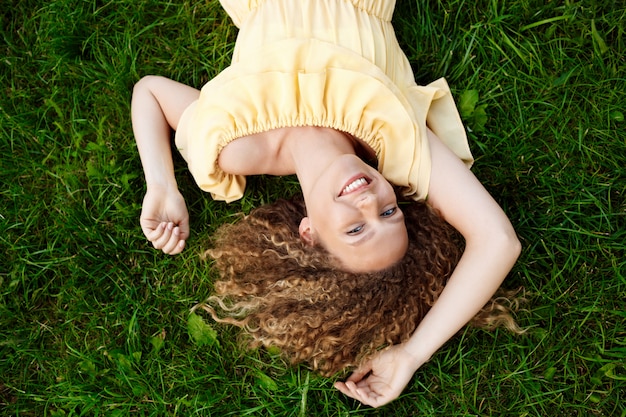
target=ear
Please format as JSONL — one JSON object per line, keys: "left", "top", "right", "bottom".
{"left": 298, "top": 217, "right": 316, "bottom": 246}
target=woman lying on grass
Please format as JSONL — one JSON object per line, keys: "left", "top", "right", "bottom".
{"left": 131, "top": 0, "right": 521, "bottom": 407}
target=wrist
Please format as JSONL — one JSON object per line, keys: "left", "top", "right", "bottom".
{"left": 139, "top": 153, "right": 178, "bottom": 191}
{"left": 145, "top": 178, "right": 179, "bottom": 192}
{"left": 399, "top": 340, "right": 432, "bottom": 371}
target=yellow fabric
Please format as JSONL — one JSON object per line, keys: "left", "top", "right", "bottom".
{"left": 175, "top": 0, "right": 473, "bottom": 203}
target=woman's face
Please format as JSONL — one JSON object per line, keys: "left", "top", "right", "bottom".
{"left": 301, "top": 154, "right": 408, "bottom": 272}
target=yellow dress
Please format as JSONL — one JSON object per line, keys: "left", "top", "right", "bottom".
{"left": 175, "top": 0, "right": 474, "bottom": 203}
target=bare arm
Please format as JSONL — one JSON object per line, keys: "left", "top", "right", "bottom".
{"left": 336, "top": 130, "right": 521, "bottom": 406}
{"left": 405, "top": 129, "right": 521, "bottom": 362}
{"left": 131, "top": 75, "right": 200, "bottom": 254}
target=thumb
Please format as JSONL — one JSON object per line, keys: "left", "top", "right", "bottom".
{"left": 178, "top": 217, "right": 190, "bottom": 240}
{"left": 346, "top": 361, "right": 373, "bottom": 383}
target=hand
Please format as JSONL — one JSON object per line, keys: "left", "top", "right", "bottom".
{"left": 334, "top": 344, "right": 423, "bottom": 408}
{"left": 140, "top": 186, "right": 190, "bottom": 255}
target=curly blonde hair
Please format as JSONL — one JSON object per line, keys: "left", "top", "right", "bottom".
{"left": 196, "top": 197, "right": 523, "bottom": 376}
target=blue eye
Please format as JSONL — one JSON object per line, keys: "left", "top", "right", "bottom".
{"left": 347, "top": 225, "right": 364, "bottom": 235}
{"left": 381, "top": 207, "right": 397, "bottom": 217}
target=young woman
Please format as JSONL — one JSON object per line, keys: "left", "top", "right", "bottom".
{"left": 132, "top": 0, "right": 521, "bottom": 407}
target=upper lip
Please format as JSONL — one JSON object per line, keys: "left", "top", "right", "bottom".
{"left": 339, "top": 175, "right": 371, "bottom": 197}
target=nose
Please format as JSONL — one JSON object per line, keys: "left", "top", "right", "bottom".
{"left": 356, "top": 194, "right": 378, "bottom": 215}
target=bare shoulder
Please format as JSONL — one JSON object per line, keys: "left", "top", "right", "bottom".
{"left": 217, "top": 128, "right": 294, "bottom": 176}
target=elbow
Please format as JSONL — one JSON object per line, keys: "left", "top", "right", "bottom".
{"left": 496, "top": 224, "right": 522, "bottom": 264}
{"left": 509, "top": 232, "right": 522, "bottom": 262}
{"left": 468, "top": 222, "right": 522, "bottom": 263}
{"left": 133, "top": 75, "right": 160, "bottom": 96}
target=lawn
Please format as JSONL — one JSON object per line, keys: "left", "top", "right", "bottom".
{"left": 1, "top": 0, "right": 624, "bottom": 415}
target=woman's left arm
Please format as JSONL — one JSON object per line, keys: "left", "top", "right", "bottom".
{"left": 335, "top": 129, "right": 521, "bottom": 407}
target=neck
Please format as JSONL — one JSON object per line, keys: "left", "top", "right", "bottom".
{"left": 283, "top": 127, "right": 356, "bottom": 195}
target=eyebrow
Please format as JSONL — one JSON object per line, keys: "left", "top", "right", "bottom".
{"left": 348, "top": 214, "right": 404, "bottom": 247}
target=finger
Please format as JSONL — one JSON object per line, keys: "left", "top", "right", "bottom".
{"left": 357, "top": 382, "right": 397, "bottom": 408}
{"left": 142, "top": 222, "right": 167, "bottom": 242}
{"left": 345, "top": 382, "right": 383, "bottom": 408}
{"left": 365, "top": 393, "right": 392, "bottom": 408}
{"left": 175, "top": 239, "right": 186, "bottom": 254}
{"left": 162, "top": 227, "right": 185, "bottom": 255}
{"left": 346, "top": 377, "right": 388, "bottom": 406}
{"left": 335, "top": 382, "right": 365, "bottom": 404}
{"left": 333, "top": 382, "right": 353, "bottom": 398}
{"left": 152, "top": 222, "right": 174, "bottom": 249}
{"left": 355, "top": 376, "right": 381, "bottom": 390}
{"left": 160, "top": 226, "right": 179, "bottom": 253}
{"left": 140, "top": 222, "right": 157, "bottom": 240}
{"left": 178, "top": 218, "right": 190, "bottom": 240}
{"left": 347, "top": 381, "right": 368, "bottom": 401}
{"left": 346, "top": 362, "right": 373, "bottom": 383}
{"left": 353, "top": 383, "right": 378, "bottom": 400}
{"left": 336, "top": 381, "right": 360, "bottom": 398}
{"left": 351, "top": 385, "right": 385, "bottom": 408}
{"left": 167, "top": 237, "right": 186, "bottom": 255}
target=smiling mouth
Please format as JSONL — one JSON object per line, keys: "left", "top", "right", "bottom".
{"left": 339, "top": 176, "right": 370, "bottom": 196}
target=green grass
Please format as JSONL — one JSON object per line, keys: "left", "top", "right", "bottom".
{"left": 1, "top": 0, "right": 624, "bottom": 415}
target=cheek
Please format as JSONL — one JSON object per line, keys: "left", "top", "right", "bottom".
{"left": 309, "top": 212, "right": 348, "bottom": 250}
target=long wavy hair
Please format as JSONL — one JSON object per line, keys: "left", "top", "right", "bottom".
{"left": 196, "top": 196, "right": 523, "bottom": 376}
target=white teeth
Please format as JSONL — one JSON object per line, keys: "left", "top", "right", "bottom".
{"left": 342, "top": 177, "right": 368, "bottom": 195}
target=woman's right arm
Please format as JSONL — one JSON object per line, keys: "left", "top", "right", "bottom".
{"left": 131, "top": 75, "right": 200, "bottom": 254}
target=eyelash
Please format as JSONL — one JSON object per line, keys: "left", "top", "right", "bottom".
{"left": 347, "top": 207, "right": 397, "bottom": 235}
{"left": 347, "top": 225, "right": 364, "bottom": 235}
{"left": 381, "top": 207, "right": 397, "bottom": 217}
